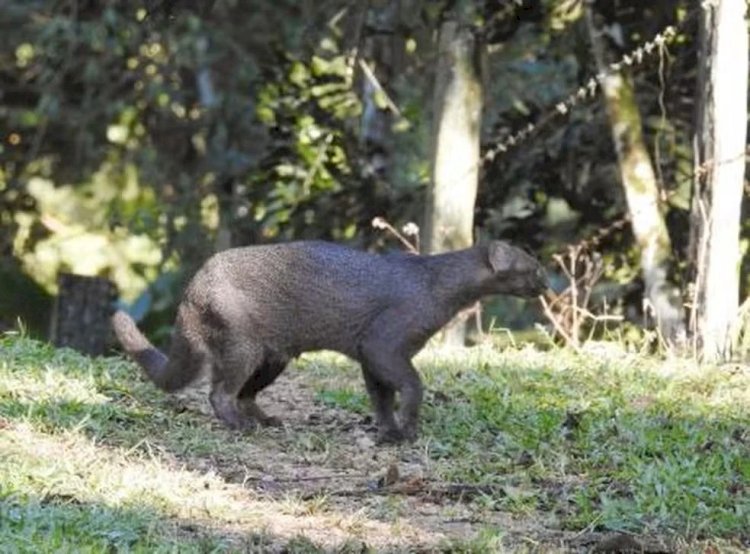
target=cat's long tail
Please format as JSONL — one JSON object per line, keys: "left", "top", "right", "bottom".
{"left": 111, "top": 309, "right": 202, "bottom": 391}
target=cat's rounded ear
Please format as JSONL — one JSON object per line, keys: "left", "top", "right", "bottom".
{"left": 487, "top": 240, "right": 513, "bottom": 273}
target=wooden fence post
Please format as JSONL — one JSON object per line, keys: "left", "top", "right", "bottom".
{"left": 50, "top": 273, "right": 116, "bottom": 356}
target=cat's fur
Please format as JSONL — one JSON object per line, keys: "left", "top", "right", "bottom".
{"left": 112, "top": 240, "right": 547, "bottom": 442}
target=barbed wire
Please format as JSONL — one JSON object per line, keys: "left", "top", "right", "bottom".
{"left": 558, "top": 145, "right": 750, "bottom": 257}
{"left": 392, "top": 4, "right": 737, "bottom": 264}
{"left": 476, "top": 5, "right": 702, "bottom": 259}
{"left": 481, "top": 8, "right": 697, "bottom": 166}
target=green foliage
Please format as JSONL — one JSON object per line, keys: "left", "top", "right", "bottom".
{"left": 248, "top": 43, "right": 363, "bottom": 240}
{"left": 0, "top": 0, "right": 425, "bottom": 320}
{"left": 13, "top": 173, "right": 163, "bottom": 300}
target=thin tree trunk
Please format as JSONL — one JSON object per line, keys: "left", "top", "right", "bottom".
{"left": 585, "top": 7, "right": 686, "bottom": 347}
{"left": 424, "top": 18, "right": 483, "bottom": 346}
{"left": 689, "top": 0, "right": 748, "bottom": 361}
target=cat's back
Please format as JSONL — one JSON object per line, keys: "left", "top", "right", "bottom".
{"left": 190, "top": 240, "right": 422, "bottom": 302}
{"left": 179, "top": 240, "right": 429, "bottom": 356}
{"left": 220, "top": 240, "right": 384, "bottom": 281}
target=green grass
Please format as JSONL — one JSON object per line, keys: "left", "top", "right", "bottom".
{"left": 316, "top": 388, "right": 370, "bottom": 415}
{"left": 0, "top": 338, "right": 293, "bottom": 552}
{"left": 1, "top": 333, "right": 748, "bottom": 552}
{"left": 408, "top": 347, "right": 750, "bottom": 536}
{"left": 306, "top": 346, "right": 750, "bottom": 548}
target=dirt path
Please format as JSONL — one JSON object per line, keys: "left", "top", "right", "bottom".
{"left": 162, "top": 367, "right": 661, "bottom": 553}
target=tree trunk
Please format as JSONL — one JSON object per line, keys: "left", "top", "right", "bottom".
{"left": 585, "top": 7, "right": 686, "bottom": 347}
{"left": 689, "top": 0, "right": 748, "bottom": 361}
{"left": 424, "top": 19, "right": 483, "bottom": 346}
{"left": 51, "top": 273, "right": 117, "bottom": 356}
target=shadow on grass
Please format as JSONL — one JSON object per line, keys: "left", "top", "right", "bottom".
{"left": 0, "top": 493, "right": 334, "bottom": 553}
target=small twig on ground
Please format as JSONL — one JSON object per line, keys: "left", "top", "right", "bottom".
{"left": 242, "top": 473, "right": 366, "bottom": 484}
{"left": 301, "top": 482, "right": 503, "bottom": 502}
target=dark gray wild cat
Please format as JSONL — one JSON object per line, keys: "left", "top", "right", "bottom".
{"left": 111, "top": 240, "right": 547, "bottom": 442}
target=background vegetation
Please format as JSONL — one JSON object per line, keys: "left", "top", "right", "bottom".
{"left": 2, "top": 0, "right": 746, "bottom": 348}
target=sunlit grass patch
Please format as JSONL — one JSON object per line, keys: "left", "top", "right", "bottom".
{"left": 418, "top": 346, "right": 750, "bottom": 538}
{"left": 0, "top": 336, "right": 248, "bottom": 462}
{"left": 0, "top": 423, "right": 246, "bottom": 551}
{"left": 0, "top": 496, "right": 185, "bottom": 553}
{"left": 1, "top": 424, "right": 237, "bottom": 519}
{"left": 0, "top": 336, "right": 438, "bottom": 551}
{"left": 0, "top": 419, "right": 430, "bottom": 551}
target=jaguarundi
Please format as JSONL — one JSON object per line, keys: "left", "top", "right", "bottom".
{"left": 112, "top": 240, "right": 547, "bottom": 442}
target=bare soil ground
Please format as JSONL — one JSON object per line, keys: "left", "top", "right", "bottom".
{"left": 165, "top": 367, "right": 671, "bottom": 553}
